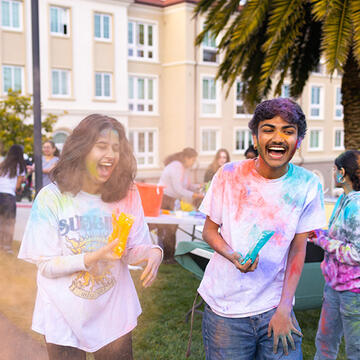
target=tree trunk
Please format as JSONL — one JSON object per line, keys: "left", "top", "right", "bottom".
{"left": 342, "top": 47, "right": 360, "bottom": 149}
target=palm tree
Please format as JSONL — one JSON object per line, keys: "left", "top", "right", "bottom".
{"left": 194, "top": 0, "right": 360, "bottom": 149}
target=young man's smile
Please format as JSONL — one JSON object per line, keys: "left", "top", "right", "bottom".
{"left": 253, "top": 115, "right": 298, "bottom": 179}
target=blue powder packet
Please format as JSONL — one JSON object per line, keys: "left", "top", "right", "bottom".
{"left": 240, "top": 231, "right": 275, "bottom": 265}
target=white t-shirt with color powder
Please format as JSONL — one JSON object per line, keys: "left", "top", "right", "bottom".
{"left": 198, "top": 159, "right": 326, "bottom": 318}
{"left": 18, "top": 183, "right": 158, "bottom": 352}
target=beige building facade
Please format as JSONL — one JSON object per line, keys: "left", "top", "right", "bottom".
{"left": 1, "top": 0, "right": 344, "bottom": 195}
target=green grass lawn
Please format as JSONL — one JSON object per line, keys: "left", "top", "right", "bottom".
{"left": 0, "top": 244, "right": 346, "bottom": 359}
{"left": 131, "top": 264, "right": 347, "bottom": 360}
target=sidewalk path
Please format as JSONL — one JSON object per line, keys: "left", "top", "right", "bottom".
{"left": 0, "top": 313, "right": 48, "bottom": 360}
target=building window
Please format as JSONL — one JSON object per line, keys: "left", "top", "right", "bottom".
{"left": 50, "top": 6, "right": 69, "bottom": 36}
{"left": 94, "top": 13, "right": 111, "bottom": 41}
{"left": 2, "top": 65, "right": 23, "bottom": 94}
{"left": 201, "top": 128, "right": 220, "bottom": 153}
{"left": 128, "top": 21, "right": 155, "bottom": 60}
{"left": 310, "top": 86, "right": 323, "bottom": 119}
{"left": 1, "top": 0, "right": 21, "bottom": 30}
{"left": 95, "top": 72, "right": 111, "bottom": 98}
{"left": 335, "top": 87, "right": 343, "bottom": 119}
{"left": 202, "top": 30, "right": 217, "bottom": 63}
{"left": 308, "top": 129, "right": 323, "bottom": 151}
{"left": 129, "top": 129, "right": 156, "bottom": 167}
{"left": 128, "top": 76, "right": 156, "bottom": 113}
{"left": 201, "top": 77, "right": 219, "bottom": 116}
{"left": 53, "top": 131, "right": 69, "bottom": 151}
{"left": 51, "top": 69, "right": 70, "bottom": 97}
{"left": 281, "top": 83, "right": 290, "bottom": 98}
{"left": 334, "top": 128, "right": 344, "bottom": 150}
{"left": 235, "top": 81, "right": 251, "bottom": 116}
{"left": 234, "top": 128, "right": 253, "bottom": 153}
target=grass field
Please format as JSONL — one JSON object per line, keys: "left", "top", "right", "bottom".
{"left": 0, "top": 242, "right": 346, "bottom": 359}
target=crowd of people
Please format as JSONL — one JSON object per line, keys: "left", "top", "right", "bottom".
{"left": 0, "top": 97, "right": 358, "bottom": 359}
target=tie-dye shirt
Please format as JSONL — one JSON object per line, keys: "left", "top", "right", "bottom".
{"left": 18, "top": 183, "right": 157, "bottom": 352}
{"left": 311, "top": 191, "right": 360, "bottom": 293}
{"left": 198, "top": 159, "right": 326, "bottom": 317}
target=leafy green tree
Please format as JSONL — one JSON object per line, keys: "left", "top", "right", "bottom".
{"left": 195, "top": 0, "right": 360, "bottom": 148}
{"left": 0, "top": 90, "right": 57, "bottom": 155}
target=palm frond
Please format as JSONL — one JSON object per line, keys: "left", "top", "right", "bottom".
{"left": 263, "top": 0, "right": 304, "bottom": 51}
{"left": 194, "top": 0, "right": 219, "bottom": 16}
{"left": 321, "top": 0, "right": 353, "bottom": 73}
{"left": 311, "top": 0, "right": 332, "bottom": 21}
{"left": 289, "top": 8, "right": 322, "bottom": 97}
{"left": 260, "top": 3, "right": 306, "bottom": 88}
{"left": 229, "top": 0, "right": 270, "bottom": 48}
{"left": 350, "top": 0, "right": 360, "bottom": 65}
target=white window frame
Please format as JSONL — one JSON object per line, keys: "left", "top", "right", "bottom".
{"left": 201, "top": 29, "right": 218, "bottom": 64}
{"left": 94, "top": 12, "right": 111, "bottom": 41}
{"left": 129, "top": 128, "right": 158, "bottom": 168}
{"left": 50, "top": 6, "right": 70, "bottom": 37}
{"left": 2, "top": 64, "right": 24, "bottom": 94}
{"left": 200, "top": 75, "right": 221, "bottom": 117}
{"left": 308, "top": 128, "right": 324, "bottom": 152}
{"left": 128, "top": 19, "right": 157, "bottom": 62}
{"left": 333, "top": 128, "right": 345, "bottom": 151}
{"left": 335, "top": 87, "right": 343, "bottom": 120}
{"left": 200, "top": 127, "right": 221, "bottom": 155}
{"left": 51, "top": 69, "right": 70, "bottom": 97}
{"left": 128, "top": 74, "right": 158, "bottom": 115}
{"left": 234, "top": 80, "right": 251, "bottom": 118}
{"left": 233, "top": 127, "right": 253, "bottom": 154}
{"left": 1, "top": 0, "right": 22, "bottom": 31}
{"left": 95, "top": 72, "right": 112, "bottom": 99}
{"left": 309, "top": 85, "right": 324, "bottom": 120}
{"left": 281, "top": 83, "right": 290, "bottom": 98}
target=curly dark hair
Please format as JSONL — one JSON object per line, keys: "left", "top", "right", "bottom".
{"left": 335, "top": 150, "right": 360, "bottom": 191}
{"left": 0, "top": 144, "right": 26, "bottom": 178}
{"left": 248, "top": 98, "right": 307, "bottom": 140}
{"left": 52, "top": 114, "right": 137, "bottom": 202}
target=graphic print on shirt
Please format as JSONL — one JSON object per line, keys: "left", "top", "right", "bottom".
{"left": 65, "top": 207, "right": 116, "bottom": 300}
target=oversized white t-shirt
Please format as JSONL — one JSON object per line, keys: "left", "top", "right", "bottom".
{"left": 18, "top": 183, "right": 156, "bottom": 352}
{"left": 198, "top": 159, "right": 326, "bottom": 317}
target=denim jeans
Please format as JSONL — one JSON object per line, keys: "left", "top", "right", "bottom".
{"left": 202, "top": 304, "right": 302, "bottom": 360}
{"left": 314, "top": 284, "right": 360, "bottom": 360}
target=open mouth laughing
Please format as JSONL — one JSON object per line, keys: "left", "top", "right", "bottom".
{"left": 98, "top": 161, "right": 115, "bottom": 179}
{"left": 266, "top": 144, "right": 288, "bottom": 160}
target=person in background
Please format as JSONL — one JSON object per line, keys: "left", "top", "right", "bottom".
{"left": 41, "top": 140, "right": 59, "bottom": 187}
{"left": 309, "top": 150, "right": 360, "bottom": 360}
{"left": 158, "top": 147, "right": 204, "bottom": 263}
{"left": 204, "top": 148, "right": 231, "bottom": 183}
{"left": 18, "top": 114, "right": 162, "bottom": 359}
{"left": 244, "top": 144, "right": 258, "bottom": 159}
{"left": 0, "top": 145, "right": 26, "bottom": 253}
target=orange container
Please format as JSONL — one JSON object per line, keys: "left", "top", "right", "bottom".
{"left": 136, "top": 183, "right": 165, "bottom": 217}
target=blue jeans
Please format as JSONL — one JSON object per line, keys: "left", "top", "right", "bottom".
{"left": 202, "top": 304, "right": 302, "bottom": 360}
{"left": 314, "top": 284, "right": 360, "bottom": 360}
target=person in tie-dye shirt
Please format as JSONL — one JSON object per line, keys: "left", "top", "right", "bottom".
{"left": 309, "top": 150, "right": 360, "bottom": 360}
{"left": 199, "top": 98, "right": 326, "bottom": 360}
{"left": 18, "top": 114, "right": 162, "bottom": 360}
